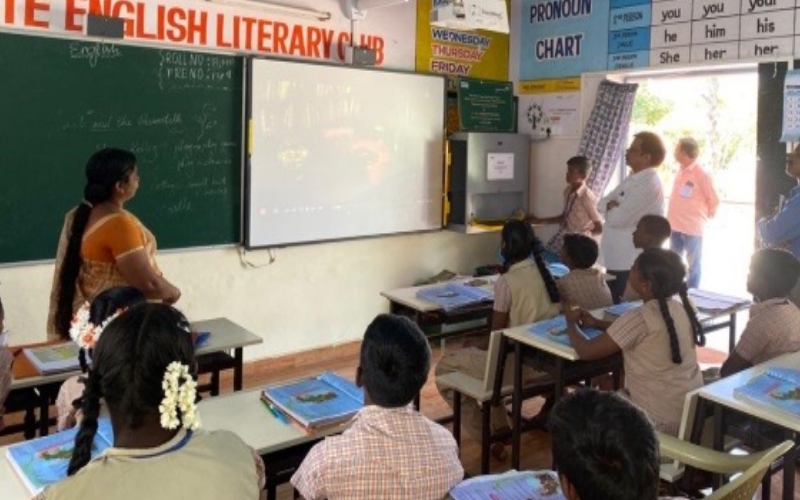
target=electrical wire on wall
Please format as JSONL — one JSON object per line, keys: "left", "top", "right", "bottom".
{"left": 239, "top": 246, "right": 276, "bottom": 268}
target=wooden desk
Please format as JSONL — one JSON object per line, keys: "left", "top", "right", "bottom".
{"left": 495, "top": 318, "right": 623, "bottom": 470}
{"left": 689, "top": 352, "right": 800, "bottom": 500}
{"left": 0, "top": 384, "right": 347, "bottom": 500}
{"left": 5, "top": 317, "right": 262, "bottom": 437}
{"left": 380, "top": 277, "right": 498, "bottom": 341}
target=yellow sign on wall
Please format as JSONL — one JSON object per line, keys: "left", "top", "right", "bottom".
{"left": 415, "top": 0, "right": 510, "bottom": 82}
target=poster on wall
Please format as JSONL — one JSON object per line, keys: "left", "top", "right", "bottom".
{"left": 782, "top": 70, "right": 800, "bottom": 142}
{"left": 457, "top": 78, "right": 515, "bottom": 132}
{"left": 416, "top": 0, "right": 510, "bottom": 86}
{"left": 520, "top": 0, "right": 800, "bottom": 80}
{"left": 518, "top": 78, "right": 581, "bottom": 139}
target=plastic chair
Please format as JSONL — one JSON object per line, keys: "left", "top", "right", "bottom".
{"left": 658, "top": 432, "right": 793, "bottom": 499}
{"left": 436, "top": 329, "right": 551, "bottom": 473}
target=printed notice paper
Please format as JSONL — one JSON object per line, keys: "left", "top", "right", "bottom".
{"left": 487, "top": 152, "right": 514, "bottom": 180}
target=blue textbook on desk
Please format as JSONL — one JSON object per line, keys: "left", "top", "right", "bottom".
{"left": 605, "top": 301, "right": 643, "bottom": 317}
{"left": 262, "top": 372, "right": 363, "bottom": 429}
{"left": 734, "top": 367, "right": 800, "bottom": 417}
{"left": 528, "top": 316, "right": 603, "bottom": 347}
{"left": 6, "top": 417, "right": 113, "bottom": 494}
{"left": 416, "top": 282, "right": 494, "bottom": 310}
{"left": 449, "top": 470, "right": 566, "bottom": 500}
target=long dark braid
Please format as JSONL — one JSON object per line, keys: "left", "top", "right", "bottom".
{"left": 53, "top": 148, "right": 137, "bottom": 338}
{"left": 678, "top": 284, "right": 705, "bottom": 347}
{"left": 636, "top": 248, "right": 690, "bottom": 365}
{"left": 531, "top": 237, "right": 560, "bottom": 304}
{"left": 500, "top": 220, "right": 560, "bottom": 303}
{"left": 67, "top": 370, "right": 102, "bottom": 475}
{"left": 656, "top": 296, "right": 682, "bottom": 364}
{"left": 66, "top": 303, "right": 195, "bottom": 475}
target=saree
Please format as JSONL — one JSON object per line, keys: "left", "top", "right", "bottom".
{"left": 46, "top": 209, "right": 160, "bottom": 340}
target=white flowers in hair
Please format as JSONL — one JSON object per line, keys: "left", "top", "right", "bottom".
{"left": 159, "top": 362, "right": 201, "bottom": 431}
{"left": 69, "top": 302, "right": 126, "bottom": 350}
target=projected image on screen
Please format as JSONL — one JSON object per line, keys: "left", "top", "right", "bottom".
{"left": 246, "top": 59, "right": 445, "bottom": 248}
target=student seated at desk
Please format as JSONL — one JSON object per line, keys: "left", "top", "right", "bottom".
{"left": 564, "top": 248, "right": 705, "bottom": 436}
{"left": 291, "top": 314, "right": 463, "bottom": 500}
{"left": 550, "top": 389, "right": 685, "bottom": 500}
{"left": 0, "top": 295, "right": 12, "bottom": 431}
{"left": 720, "top": 249, "right": 800, "bottom": 377}
{"left": 621, "top": 215, "right": 672, "bottom": 302}
{"left": 436, "top": 220, "right": 560, "bottom": 461}
{"left": 56, "top": 286, "right": 146, "bottom": 431}
{"left": 556, "top": 233, "right": 613, "bottom": 310}
{"left": 38, "top": 303, "right": 265, "bottom": 500}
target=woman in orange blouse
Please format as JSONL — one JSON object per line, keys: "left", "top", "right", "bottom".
{"left": 47, "top": 148, "right": 181, "bottom": 340}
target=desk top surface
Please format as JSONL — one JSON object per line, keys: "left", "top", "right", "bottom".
{"left": 199, "top": 387, "right": 347, "bottom": 455}
{"left": 9, "top": 317, "right": 262, "bottom": 390}
{"left": 1, "top": 380, "right": 347, "bottom": 499}
{"left": 695, "top": 351, "right": 800, "bottom": 432}
{"left": 501, "top": 297, "right": 751, "bottom": 362}
{"left": 380, "top": 276, "right": 498, "bottom": 313}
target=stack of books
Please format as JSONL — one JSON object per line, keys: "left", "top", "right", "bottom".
{"left": 22, "top": 342, "right": 80, "bottom": 375}
{"left": 261, "top": 371, "right": 363, "bottom": 430}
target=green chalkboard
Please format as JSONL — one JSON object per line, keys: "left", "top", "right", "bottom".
{"left": 0, "top": 32, "right": 243, "bottom": 264}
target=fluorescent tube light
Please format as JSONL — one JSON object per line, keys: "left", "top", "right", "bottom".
{"left": 207, "top": 0, "right": 332, "bottom": 21}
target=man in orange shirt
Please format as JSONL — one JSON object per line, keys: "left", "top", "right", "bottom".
{"left": 667, "top": 138, "right": 720, "bottom": 289}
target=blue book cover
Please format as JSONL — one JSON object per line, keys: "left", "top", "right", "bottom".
{"left": 605, "top": 301, "right": 643, "bottom": 316}
{"left": 417, "top": 282, "right": 494, "bottom": 310}
{"left": 527, "top": 316, "right": 603, "bottom": 347}
{"left": 734, "top": 367, "right": 800, "bottom": 416}
{"left": 263, "top": 371, "right": 364, "bottom": 429}
{"left": 5, "top": 417, "right": 114, "bottom": 495}
{"left": 546, "top": 263, "right": 570, "bottom": 279}
{"left": 449, "top": 470, "right": 566, "bottom": 500}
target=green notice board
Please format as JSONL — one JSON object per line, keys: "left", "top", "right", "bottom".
{"left": 457, "top": 78, "right": 515, "bottom": 132}
{"left": 0, "top": 33, "right": 243, "bottom": 264}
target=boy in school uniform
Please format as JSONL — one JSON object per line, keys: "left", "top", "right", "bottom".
{"left": 557, "top": 233, "right": 613, "bottom": 310}
{"left": 720, "top": 249, "right": 800, "bottom": 377}
{"left": 549, "top": 389, "right": 685, "bottom": 500}
{"left": 621, "top": 215, "right": 671, "bottom": 302}
{"left": 291, "top": 314, "right": 463, "bottom": 500}
{"left": 528, "top": 155, "right": 603, "bottom": 238}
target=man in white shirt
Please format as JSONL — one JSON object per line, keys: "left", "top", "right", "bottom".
{"left": 599, "top": 131, "right": 666, "bottom": 303}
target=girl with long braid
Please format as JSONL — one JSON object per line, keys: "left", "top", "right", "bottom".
{"left": 564, "top": 248, "right": 705, "bottom": 435}
{"left": 55, "top": 286, "right": 146, "bottom": 431}
{"left": 436, "top": 220, "right": 560, "bottom": 461}
{"left": 37, "top": 303, "right": 265, "bottom": 500}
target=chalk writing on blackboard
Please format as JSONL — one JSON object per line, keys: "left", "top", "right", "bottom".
{"left": 158, "top": 51, "right": 236, "bottom": 91}
{"left": 69, "top": 42, "right": 122, "bottom": 68}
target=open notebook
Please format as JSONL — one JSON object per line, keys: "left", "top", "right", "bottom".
{"left": 449, "top": 470, "right": 566, "bottom": 500}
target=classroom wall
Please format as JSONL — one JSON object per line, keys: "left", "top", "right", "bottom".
{"left": 3, "top": 232, "right": 499, "bottom": 359}
{"left": 0, "top": 0, "right": 502, "bottom": 358}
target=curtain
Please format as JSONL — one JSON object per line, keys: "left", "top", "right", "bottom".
{"left": 545, "top": 80, "right": 639, "bottom": 254}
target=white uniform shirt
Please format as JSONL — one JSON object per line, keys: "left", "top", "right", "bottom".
{"left": 598, "top": 168, "right": 665, "bottom": 270}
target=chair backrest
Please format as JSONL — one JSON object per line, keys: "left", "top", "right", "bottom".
{"left": 706, "top": 440, "right": 793, "bottom": 500}
{"left": 481, "top": 330, "right": 505, "bottom": 393}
